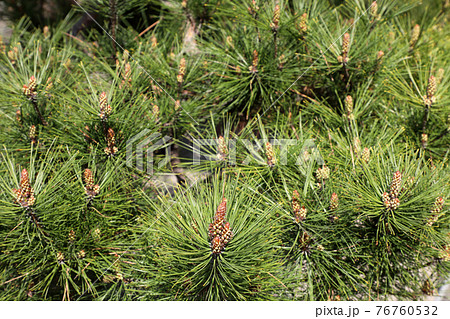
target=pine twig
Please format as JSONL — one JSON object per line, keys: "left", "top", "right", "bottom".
{"left": 135, "top": 20, "right": 160, "bottom": 40}
{"left": 31, "top": 99, "right": 47, "bottom": 126}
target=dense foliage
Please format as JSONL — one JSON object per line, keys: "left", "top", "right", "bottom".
{"left": 0, "top": 0, "right": 449, "bottom": 300}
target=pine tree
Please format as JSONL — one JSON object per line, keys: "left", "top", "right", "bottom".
{"left": 0, "top": 0, "right": 449, "bottom": 300}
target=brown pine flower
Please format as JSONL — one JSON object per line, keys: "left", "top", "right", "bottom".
{"left": 104, "top": 128, "right": 118, "bottom": 156}
{"left": 362, "top": 147, "right": 370, "bottom": 163}
{"left": 390, "top": 197, "right": 400, "bottom": 210}
{"left": 99, "top": 91, "right": 107, "bottom": 107}
{"left": 23, "top": 76, "right": 37, "bottom": 99}
{"left": 217, "top": 136, "right": 228, "bottom": 161}
{"left": 249, "top": 49, "right": 259, "bottom": 73}
{"left": 292, "top": 189, "right": 301, "bottom": 213}
{"left": 271, "top": 4, "right": 280, "bottom": 31}
{"left": 68, "top": 230, "right": 76, "bottom": 242}
{"left": 150, "top": 36, "right": 157, "bottom": 48}
{"left": 123, "top": 51, "right": 130, "bottom": 64}
{"left": 29, "top": 125, "right": 37, "bottom": 144}
{"left": 7, "top": 50, "right": 15, "bottom": 61}
{"left": 431, "top": 196, "right": 445, "bottom": 214}
{"left": 208, "top": 222, "right": 216, "bottom": 239}
{"left": 177, "top": 58, "right": 186, "bottom": 83}
{"left": 382, "top": 192, "right": 391, "bottom": 209}
{"left": 77, "top": 250, "right": 86, "bottom": 259}
{"left": 215, "top": 197, "right": 227, "bottom": 223}
{"left": 421, "top": 133, "right": 428, "bottom": 148}
{"left": 390, "top": 171, "right": 402, "bottom": 198}
{"left": 345, "top": 95, "right": 353, "bottom": 114}
{"left": 56, "top": 252, "right": 65, "bottom": 264}
{"left": 13, "top": 168, "right": 35, "bottom": 207}
{"left": 299, "top": 231, "right": 311, "bottom": 252}
{"left": 226, "top": 36, "right": 234, "bottom": 48}
{"left": 152, "top": 103, "right": 159, "bottom": 120}
{"left": 265, "top": 142, "right": 277, "bottom": 167}
{"left": 342, "top": 33, "right": 350, "bottom": 53}
{"left": 8, "top": 46, "right": 19, "bottom": 64}
{"left": 370, "top": 1, "right": 378, "bottom": 21}
{"left": 330, "top": 193, "right": 339, "bottom": 210}
{"left": 297, "top": 206, "right": 307, "bottom": 223}
{"left": 122, "top": 62, "right": 132, "bottom": 85}
{"left": 438, "top": 244, "right": 450, "bottom": 262}
{"left": 84, "top": 168, "right": 100, "bottom": 199}
{"left": 424, "top": 75, "right": 437, "bottom": 106}
{"left": 20, "top": 169, "right": 30, "bottom": 190}
{"left": 316, "top": 166, "right": 330, "bottom": 180}
{"left": 211, "top": 236, "right": 222, "bottom": 255}
{"left": 222, "top": 222, "right": 233, "bottom": 246}
{"left": 98, "top": 92, "right": 111, "bottom": 120}
{"left": 208, "top": 220, "right": 223, "bottom": 239}
{"left": 44, "top": 77, "right": 53, "bottom": 92}
{"left": 43, "top": 26, "right": 50, "bottom": 38}
{"left": 410, "top": 24, "right": 420, "bottom": 48}
{"left": 28, "top": 76, "right": 36, "bottom": 91}
{"left": 248, "top": 0, "right": 259, "bottom": 15}
{"left": 16, "top": 109, "right": 21, "bottom": 123}
{"left": 209, "top": 197, "right": 232, "bottom": 255}
{"left": 292, "top": 190, "right": 307, "bottom": 223}
{"left": 83, "top": 168, "right": 94, "bottom": 189}
{"left": 93, "top": 228, "right": 101, "bottom": 239}
{"left": 340, "top": 33, "right": 351, "bottom": 64}
{"left": 376, "top": 50, "right": 384, "bottom": 61}
{"left": 298, "top": 13, "right": 308, "bottom": 34}
{"left": 278, "top": 54, "right": 286, "bottom": 69}
{"left": 427, "top": 196, "right": 444, "bottom": 226}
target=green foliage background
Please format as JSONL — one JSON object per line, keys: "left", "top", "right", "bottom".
{"left": 0, "top": 0, "right": 448, "bottom": 300}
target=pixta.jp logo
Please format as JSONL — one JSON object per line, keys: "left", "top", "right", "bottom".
{"left": 126, "top": 129, "right": 171, "bottom": 174}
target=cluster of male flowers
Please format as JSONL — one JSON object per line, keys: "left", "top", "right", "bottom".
{"left": 438, "top": 233, "right": 450, "bottom": 262}
{"left": 21, "top": 75, "right": 53, "bottom": 131}
{"left": 54, "top": 169, "right": 101, "bottom": 265}
{"left": 97, "top": 91, "right": 118, "bottom": 156}
{"left": 421, "top": 74, "right": 440, "bottom": 148}
{"left": 216, "top": 136, "right": 278, "bottom": 167}
{"left": 291, "top": 189, "right": 324, "bottom": 254}
{"left": 99, "top": 52, "right": 140, "bottom": 157}
{"left": 289, "top": 164, "right": 342, "bottom": 253}
{"left": 208, "top": 198, "right": 233, "bottom": 255}
{"left": 12, "top": 169, "right": 35, "bottom": 208}
{"left": 380, "top": 170, "right": 443, "bottom": 215}
{"left": 315, "top": 165, "right": 340, "bottom": 222}
{"left": 10, "top": 167, "right": 101, "bottom": 265}
{"left": 382, "top": 171, "right": 403, "bottom": 211}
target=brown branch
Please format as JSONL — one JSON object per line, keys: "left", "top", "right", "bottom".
{"left": 422, "top": 104, "right": 430, "bottom": 134}
{"left": 5, "top": 220, "right": 24, "bottom": 239}
{"left": 289, "top": 88, "right": 320, "bottom": 104}
{"left": 267, "top": 272, "right": 287, "bottom": 289}
{"left": 135, "top": 21, "right": 160, "bottom": 40}
{"left": 273, "top": 31, "right": 278, "bottom": 60}
{"left": 1, "top": 267, "right": 40, "bottom": 286}
{"left": 31, "top": 99, "right": 47, "bottom": 126}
